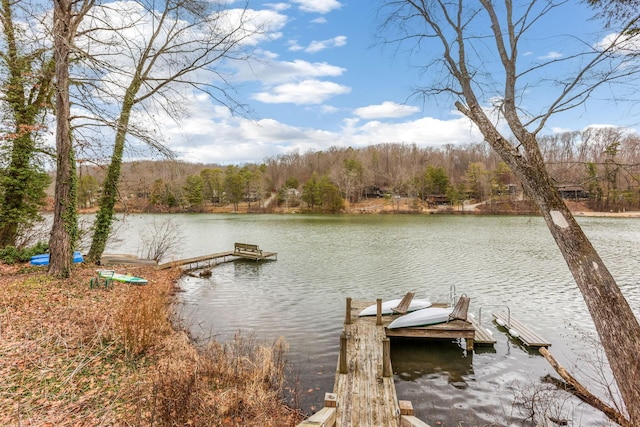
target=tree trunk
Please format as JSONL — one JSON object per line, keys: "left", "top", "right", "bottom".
{"left": 540, "top": 347, "right": 631, "bottom": 426}
{"left": 532, "top": 182, "right": 640, "bottom": 423}
{"left": 87, "top": 93, "right": 136, "bottom": 262}
{"left": 0, "top": 0, "right": 54, "bottom": 248}
{"left": 49, "top": 0, "right": 77, "bottom": 277}
{"left": 468, "top": 105, "right": 640, "bottom": 422}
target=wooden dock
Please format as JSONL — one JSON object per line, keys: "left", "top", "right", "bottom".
{"left": 298, "top": 299, "right": 430, "bottom": 427}
{"left": 383, "top": 301, "right": 496, "bottom": 349}
{"left": 492, "top": 312, "right": 551, "bottom": 348}
{"left": 297, "top": 296, "right": 505, "bottom": 426}
{"left": 156, "top": 243, "right": 277, "bottom": 270}
{"left": 156, "top": 251, "right": 235, "bottom": 270}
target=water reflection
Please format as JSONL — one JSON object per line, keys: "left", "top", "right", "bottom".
{"left": 391, "top": 338, "right": 473, "bottom": 388}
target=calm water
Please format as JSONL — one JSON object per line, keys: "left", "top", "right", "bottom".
{"left": 107, "top": 213, "right": 640, "bottom": 426}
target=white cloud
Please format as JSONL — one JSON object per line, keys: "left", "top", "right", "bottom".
{"left": 339, "top": 116, "right": 482, "bottom": 149}
{"left": 287, "top": 40, "right": 304, "bottom": 51}
{"left": 234, "top": 54, "right": 346, "bottom": 84}
{"left": 353, "top": 101, "right": 420, "bottom": 119}
{"left": 595, "top": 32, "right": 640, "bottom": 54}
{"left": 143, "top": 92, "right": 482, "bottom": 165}
{"left": 305, "top": 35, "right": 347, "bottom": 53}
{"left": 264, "top": 2, "right": 291, "bottom": 12}
{"left": 291, "top": 0, "right": 342, "bottom": 14}
{"left": 221, "top": 8, "right": 289, "bottom": 46}
{"left": 252, "top": 79, "right": 351, "bottom": 104}
{"left": 538, "top": 51, "right": 563, "bottom": 60}
{"left": 320, "top": 105, "right": 339, "bottom": 114}
{"left": 551, "top": 126, "right": 573, "bottom": 134}
{"left": 311, "top": 17, "right": 328, "bottom": 24}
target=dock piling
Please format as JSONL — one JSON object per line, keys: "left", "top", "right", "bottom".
{"left": 339, "top": 332, "right": 348, "bottom": 374}
{"left": 382, "top": 337, "right": 392, "bottom": 377}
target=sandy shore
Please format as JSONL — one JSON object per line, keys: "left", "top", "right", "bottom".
{"left": 573, "top": 210, "right": 640, "bottom": 218}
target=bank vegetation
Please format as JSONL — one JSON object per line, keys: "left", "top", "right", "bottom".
{"left": 0, "top": 263, "right": 302, "bottom": 426}
{"left": 68, "top": 129, "right": 640, "bottom": 215}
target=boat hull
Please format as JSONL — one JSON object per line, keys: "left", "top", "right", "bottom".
{"left": 359, "top": 298, "right": 432, "bottom": 316}
{"left": 99, "top": 270, "right": 148, "bottom": 285}
{"left": 387, "top": 307, "right": 453, "bottom": 329}
{"left": 30, "top": 251, "right": 83, "bottom": 266}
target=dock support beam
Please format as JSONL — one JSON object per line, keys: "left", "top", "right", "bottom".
{"left": 339, "top": 332, "right": 348, "bottom": 374}
{"left": 376, "top": 298, "right": 383, "bottom": 326}
{"left": 345, "top": 297, "right": 352, "bottom": 325}
{"left": 382, "top": 338, "right": 392, "bottom": 377}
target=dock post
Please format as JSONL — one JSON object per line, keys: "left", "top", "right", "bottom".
{"left": 399, "top": 400, "right": 414, "bottom": 416}
{"left": 339, "top": 332, "right": 348, "bottom": 374}
{"left": 376, "top": 298, "right": 383, "bottom": 326}
{"left": 382, "top": 337, "right": 392, "bottom": 377}
{"left": 324, "top": 392, "right": 337, "bottom": 408}
{"left": 345, "top": 297, "right": 352, "bottom": 325}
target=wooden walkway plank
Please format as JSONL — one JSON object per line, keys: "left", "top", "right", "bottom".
{"left": 156, "top": 244, "right": 277, "bottom": 270}
{"left": 492, "top": 312, "right": 551, "bottom": 347}
{"left": 156, "top": 251, "right": 234, "bottom": 270}
{"left": 467, "top": 316, "right": 497, "bottom": 346}
{"left": 333, "top": 308, "right": 402, "bottom": 427}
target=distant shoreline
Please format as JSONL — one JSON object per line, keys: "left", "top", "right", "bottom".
{"left": 573, "top": 210, "right": 640, "bottom": 218}
{"left": 70, "top": 198, "right": 640, "bottom": 218}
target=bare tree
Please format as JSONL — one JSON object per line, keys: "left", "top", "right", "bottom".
{"left": 382, "top": 0, "right": 640, "bottom": 422}
{"left": 66, "top": 0, "right": 266, "bottom": 261}
{"left": 49, "top": 0, "right": 93, "bottom": 277}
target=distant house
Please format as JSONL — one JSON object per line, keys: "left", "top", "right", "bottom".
{"left": 556, "top": 184, "right": 589, "bottom": 200}
{"left": 364, "top": 186, "right": 384, "bottom": 198}
{"left": 425, "top": 194, "right": 450, "bottom": 206}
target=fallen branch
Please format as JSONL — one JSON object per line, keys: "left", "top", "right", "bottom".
{"left": 539, "top": 347, "right": 631, "bottom": 427}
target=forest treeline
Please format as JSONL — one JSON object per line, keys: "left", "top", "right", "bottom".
{"left": 72, "top": 126, "right": 640, "bottom": 214}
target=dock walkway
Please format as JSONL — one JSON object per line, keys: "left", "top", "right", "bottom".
{"left": 297, "top": 297, "right": 506, "bottom": 427}
{"left": 156, "top": 243, "right": 277, "bottom": 270}
{"left": 492, "top": 312, "right": 551, "bottom": 348}
{"left": 298, "top": 300, "right": 433, "bottom": 427}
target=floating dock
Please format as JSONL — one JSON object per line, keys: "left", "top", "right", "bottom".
{"left": 492, "top": 312, "right": 551, "bottom": 348}
{"left": 156, "top": 243, "right": 277, "bottom": 270}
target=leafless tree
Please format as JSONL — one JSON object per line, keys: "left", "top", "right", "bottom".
{"left": 49, "top": 0, "right": 93, "bottom": 277}
{"left": 381, "top": 0, "right": 640, "bottom": 422}
{"left": 65, "top": 0, "right": 267, "bottom": 261}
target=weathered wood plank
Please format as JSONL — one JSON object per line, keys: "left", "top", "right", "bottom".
{"left": 467, "top": 316, "right": 497, "bottom": 345}
{"left": 299, "top": 300, "right": 432, "bottom": 426}
{"left": 392, "top": 292, "right": 415, "bottom": 314}
{"left": 333, "top": 305, "right": 402, "bottom": 427}
{"left": 401, "top": 415, "right": 432, "bottom": 427}
{"left": 298, "top": 407, "right": 336, "bottom": 426}
{"left": 156, "top": 251, "right": 234, "bottom": 270}
{"left": 493, "top": 312, "right": 551, "bottom": 347}
{"left": 449, "top": 295, "right": 470, "bottom": 321}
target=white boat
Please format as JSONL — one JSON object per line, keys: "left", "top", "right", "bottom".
{"left": 387, "top": 307, "right": 454, "bottom": 329}
{"left": 358, "top": 298, "right": 432, "bottom": 316}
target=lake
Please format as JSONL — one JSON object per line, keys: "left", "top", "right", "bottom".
{"left": 106, "top": 213, "right": 640, "bottom": 426}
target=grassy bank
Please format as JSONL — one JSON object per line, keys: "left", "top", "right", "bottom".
{"left": 0, "top": 263, "right": 302, "bottom": 426}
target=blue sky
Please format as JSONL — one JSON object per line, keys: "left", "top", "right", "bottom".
{"left": 129, "top": 0, "right": 640, "bottom": 165}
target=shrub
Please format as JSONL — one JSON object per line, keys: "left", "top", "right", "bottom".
{"left": 0, "top": 241, "right": 48, "bottom": 264}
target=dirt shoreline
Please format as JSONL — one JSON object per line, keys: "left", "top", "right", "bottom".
{"left": 75, "top": 198, "right": 640, "bottom": 218}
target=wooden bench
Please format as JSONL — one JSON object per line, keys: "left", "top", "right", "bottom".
{"left": 234, "top": 243, "right": 263, "bottom": 258}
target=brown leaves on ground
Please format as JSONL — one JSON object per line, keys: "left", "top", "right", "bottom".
{"left": 0, "top": 262, "right": 302, "bottom": 426}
